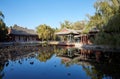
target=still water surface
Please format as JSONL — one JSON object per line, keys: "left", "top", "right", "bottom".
{"left": 0, "top": 45, "right": 120, "bottom": 79}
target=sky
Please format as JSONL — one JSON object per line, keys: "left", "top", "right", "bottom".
{"left": 0, "top": 0, "right": 96, "bottom": 30}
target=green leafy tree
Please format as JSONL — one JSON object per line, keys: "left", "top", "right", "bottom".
{"left": 83, "top": 0, "right": 120, "bottom": 33}
{"left": 0, "top": 11, "right": 8, "bottom": 42}
{"left": 94, "top": 13, "right": 120, "bottom": 47}
{"left": 93, "top": 0, "right": 120, "bottom": 46}
{"left": 0, "top": 11, "right": 4, "bottom": 19}
{"left": 72, "top": 21, "right": 86, "bottom": 30}
{"left": 83, "top": 0, "right": 120, "bottom": 46}
{"left": 36, "top": 24, "right": 55, "bottom": 41}
{"left": 60, "top": 20, "right": 86, "bottom": 30}
{"left": 60, "top": 20, "right": 73, "bottom": 29}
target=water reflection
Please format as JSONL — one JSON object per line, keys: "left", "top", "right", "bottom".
{"left": 57, "top": 47, "right": 120, "bottom": 79}
{"left": 0, "top": 45, "right": 120, "bottom": 79}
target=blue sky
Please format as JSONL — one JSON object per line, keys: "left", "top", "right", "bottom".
{"left": 0, "top": 0, "right": 96, "bottom": 29}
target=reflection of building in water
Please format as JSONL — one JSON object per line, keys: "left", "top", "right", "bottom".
{"left": 58, "top": 47, "right": 120, "bottom": 79}
{"left": 0, "top": 46, "right": 41, "bottom": 79}
{"left": 0, "top": 46, "right": 120, "bottom": 79}
{"left": 0, "top": 45, "right": 55, "bottom": 64}
{"left": 57, "top": 47, "right": 119, "bottom": 65}
{"left": 60, "top": 48, "right": 111, "bottom": 64}
{"left": 67, "top": 48, "right": 75, "bottom": 57}
{"left": 0, "top": 46, "right": 42, "bottom": 78}
{"left": 0, "top": 45, "right": 56, "bottom": 79}
{"left": 57, "top": 48, "right": 95, "bottom": 62}
{"left": 0, "top": 46, "right": 40, "bottom": 63}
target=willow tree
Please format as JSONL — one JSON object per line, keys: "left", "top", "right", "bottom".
{"left": 0, "top": 11, "right": 8, "bottom": 42}
{"left": 93, "top": 0, "right": 120, "bottom": 46}
{"left": 83, "top": 0, "right": 120, "bottom": 33}
{"left": 94, "top": 13, "right": 120, "bottom": 47}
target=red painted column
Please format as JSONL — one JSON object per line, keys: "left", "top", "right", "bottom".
{"left": 80, "top": 36, "right": 82, "bottom": 43}
{"left": 82, "top": 36, "right": 83, "bottom": 44}
{"left": 83, "top": 36, "right": 85, "bottom": 44}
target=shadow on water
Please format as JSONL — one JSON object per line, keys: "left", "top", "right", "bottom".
{"left": 0, "top": 45, "right": 120, "bottom": 79}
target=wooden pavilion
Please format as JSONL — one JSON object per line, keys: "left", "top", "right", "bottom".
{"left": 74, "top": 27, "right": 99, "bottom": 45}
{"left": 55, "top": 28, "right": 81, "bottom": 43}
{"left": 55, "top": 27, "right": 99, "bottom": 46}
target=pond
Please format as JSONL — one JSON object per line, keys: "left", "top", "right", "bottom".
{"left": 0, "top": 45, "right": 120, "bottom": 79}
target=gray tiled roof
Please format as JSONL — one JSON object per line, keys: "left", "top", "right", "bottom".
{"left": 9, "top": 26, "right": 37, "bottom": 36}
{"left": 55, "top": 28, "right": 80, "bottom": 35}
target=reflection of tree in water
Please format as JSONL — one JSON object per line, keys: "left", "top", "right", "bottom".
{"left": 56, "top": 46, "right": 67, "bottom": 55}
{"left": 37, "top": 52, "right": 53, "bottom": 62}
{"left": 82, "top": 52, "right": 120, "bottom": 79}
{"left": 61, "top": 58, "right": 79, "bottom": 67}
{"left": 37, "top": 46, "right": 55, "bottom": 62}
{"left": 0, "top": 61, "right": 9, "bottom": 79}
{"left": 0, "top": 50, "right": 10, "bottom": 79}
{"left": 0, "top": 45, "right": 120, "bottom": 79}
{"left": 0, "top": 64, "right": 5, "bottom": 79}
{"left": 82, "top": 65, "right": 103, "bottom": 79}
{"left": 58, "top": 47, "right": 120, "bottom": 79}
{"left": 0, "top": 45, "right": 41, "bottom": 79}
{"left": 82, "top": 61, "right": 120, "bottom": 79}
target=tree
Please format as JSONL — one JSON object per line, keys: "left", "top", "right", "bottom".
{"left": 82, "top": 0, "right": 120, "bottom": 46}
{"left": 0, "top": 11, "right": 4, "bottom": 20}
{"left": 91, "top": 0, "right": 120, "bottom": 46}
{"left": 60, "top": 20, "right": 73, "bottom": 29}
{"left": 72, "top": 21, "right": 85, "bottom": 30}
{"left": 83, "top": 0, "right": 120, "bottom": 33}
{"left": 94, "top": 13, "right": 120, "bottom": 47}
{"left": 60, "top": 20, "right": 86, "bottom": 30}
{"left": 36, "top": 24, "right": 55, "bottom": 41}
{"left": 0, "top": 11, "right": 8, "bottom": 42}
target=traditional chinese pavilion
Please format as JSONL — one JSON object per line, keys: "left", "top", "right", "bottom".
{"left": 55, "top": 28, "right": 81, "bottom": 43}
{"left": 55, "top": 27, "right": 99, "bottom": 45}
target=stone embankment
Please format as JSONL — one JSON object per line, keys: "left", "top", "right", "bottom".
{"left": 82, "top": 44, "right": 120, "bottom": 52}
